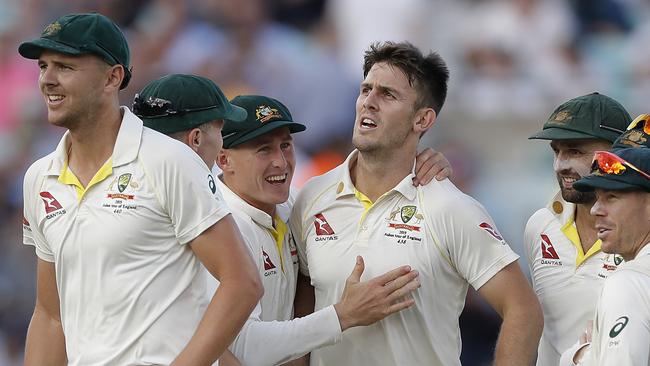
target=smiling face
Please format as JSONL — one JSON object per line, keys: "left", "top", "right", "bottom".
{"left": 591, "top": 188, "right": 650, "bottom": 261}
{"left": 550, "top": 139, "right": 612, "bottom": 204}
{"left": 352, "top": 62, "right": 424, "bottom": 154}
{"left": 38, "top": 50, "right": 112, "bottom": 129}
{"left": 218, "top": 127, "right": 295, "bottom": 216}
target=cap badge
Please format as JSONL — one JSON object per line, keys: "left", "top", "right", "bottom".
{"left": 552, "top": 110, "right": 572, "bottom": 123}
{"left": 42, "top": 22, "right": 62, "bottom": 37}
{"left": 255, "top": 105, "right": 282, "bottom": 123}
{"left": 618, "top": 130, "right": 647, "bottom": 148}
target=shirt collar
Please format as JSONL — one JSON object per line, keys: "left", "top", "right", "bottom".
{"left": 334, "top": 150, "right": 418, "bottom": 202}
{"left": 44, "top": 107, "right": 143, "bottom": 176}
{"left": 546, "top": 191, "right": 576, "bottom": 226}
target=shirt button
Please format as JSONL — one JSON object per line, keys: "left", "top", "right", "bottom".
{"left": 361, "top": 226, "right": 368, "bottom": 231}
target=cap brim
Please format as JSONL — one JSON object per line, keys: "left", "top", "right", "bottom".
{"left": 223, "top": 120, "right": 306, "bottom": 148}
{"left": 529, "top": 127, "right": 601, "bottom": 140}
{"left": 19, "top": 38, "right": 82, "bottom": 59}
{"left": 223, "top": 104, "right": 248, "bottom": 123}
{"left": 573, "top": 175, "right": 642, "bottom": 192}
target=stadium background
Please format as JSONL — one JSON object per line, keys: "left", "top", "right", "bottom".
{"left": 1, "top": 0, "right": 648, "bottom": 364}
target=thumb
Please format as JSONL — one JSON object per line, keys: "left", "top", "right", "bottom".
{"left": 347, "top": 255, "right": 364, "bottom": 283}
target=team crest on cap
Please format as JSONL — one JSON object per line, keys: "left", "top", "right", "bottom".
{"left": 255, "top": 105, "right": 282, "bottom": 123}
{"left": 42, "top": 22, "right": 62, "bottom": 36}
{"left": 617, "top": 130, "right": 647, "bottom": 148}
{"left": 551, "top": 110, "right": 572, "bottom": 123}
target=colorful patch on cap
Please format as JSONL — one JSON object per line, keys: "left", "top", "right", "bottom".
{"left": 255, "top": 105, "right": 282, "bottom": 123}
{"left": 551, "top": 110, "right": 572, "bottom": 124}
{"left": 42, "top": 22, "right": 62, "bottom": 37}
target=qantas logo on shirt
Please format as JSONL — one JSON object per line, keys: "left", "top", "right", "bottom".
{"left": 39, "top": 192, "right": 66, "bottom": 219}
{"left": 479, "top": 222, "right": 506, "bottom": 244}
{"left": 314, "top": 214, "right": 334, "bottom": 235}
{"left": 263, "top": 250, "right": 276, "bottom": 270}
{"left": 313, "top": 213, "right": 338, "bottom": 241}
{"left": 540, "top": 234, "right": 562, "bottom": 265}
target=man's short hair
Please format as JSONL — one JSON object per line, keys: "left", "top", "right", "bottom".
{"left": 362, "top": 41, "right": 449, "bottom": 114}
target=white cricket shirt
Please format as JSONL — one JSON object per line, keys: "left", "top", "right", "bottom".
{"left": 290, "top": 151, "right": 518, "bottom": 366}
{"left": 215, "top": 178, "right": 342, "bottom": 366}
{"left": 525, "top": 192, "right": 622, "bottom": 366}
{"left": 22, "top": 108, "right": 230, "bottom": 365}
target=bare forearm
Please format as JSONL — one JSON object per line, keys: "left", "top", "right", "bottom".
{"left": 172, "top": 278, "right": 262, "bottom": 366}
{"left": 24, "top": 309, "right": 67, "bottom": 366}
{"left": 493, "top": 305, "right": 543, "bottom": 366}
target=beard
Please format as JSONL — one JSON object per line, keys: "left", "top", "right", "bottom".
{"left": 556, "top": 174, "right": 596, "bottom": 204}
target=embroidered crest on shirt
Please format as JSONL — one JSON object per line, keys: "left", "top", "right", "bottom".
{"left": 384, "top": 206, "right": 423, "bottom": 244}
{"left": 104, "top": 173, "right": 140, "bottom": 214}
{"left": 598, "top": 254, "right": 623, "bottom": 278}
{"left": 540, "top": 234, "right": 562, "bottom": 266}
{"left": 40, "top": 191, "right": 67, "bottom": 219}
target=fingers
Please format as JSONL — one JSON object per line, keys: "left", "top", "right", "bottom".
{"left": 371, "top": 265, "right": 413, "bottom": 286}
{"left": 346, "top": 256, "right": 365, "bottom": 284}
{"left": 385, "top": 276, "right": 420, "bottom": 302}
{"left": 435, "top": 165, "right": 453, "bottom": 181}
{"left": 385, "top": 297, "right": 416, "bottom": 315}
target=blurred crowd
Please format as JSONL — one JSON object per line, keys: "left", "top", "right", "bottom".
{"left": 1, "top": 0, "right": 649, "bottom": 364}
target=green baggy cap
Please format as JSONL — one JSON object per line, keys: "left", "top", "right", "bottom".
{"left": 18, "top": 12, "right": 132, "bottom": 89}
{"left": 134, "top": 74, "right": 247, "bottom": 134}
{"left": 222, "top": 95, "right": 306, "bottom": 149}
{"left": 529, "top": 92, "right": 630, "bottom": 142}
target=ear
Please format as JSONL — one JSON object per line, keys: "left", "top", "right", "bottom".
{"left": 187, "top": 128, "right": 202, "bottom": 151}
{"left": 217, "top": 150, "right": 233, "bottom": 172}
{"left": 413, "top": 108, "right": 437, "bottom": 133}
{"left": 105, "top": 64, "right": 125, "bottom": 91}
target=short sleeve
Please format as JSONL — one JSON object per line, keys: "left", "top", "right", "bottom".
{"left": 431, "top": 196, "right": 519, "bottom": 290}
{"left": 149, "top": 142, "right": 230, "bottom": 245}
{"left": 23, "top": 164, "right": 54, "bottom": 262}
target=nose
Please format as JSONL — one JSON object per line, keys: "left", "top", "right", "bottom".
{"left": 271, "top": 148, "right": 288, "bottom": 169}
{"left": 591, "top": 196, "right": 605, "bottom": 217}
{"left": 361, "top": 89, "right": 379, "bottom": 112}
{"left": 553, "top": 153, "right": 570, "bottom": 174}
{"left": 39, "top": 65, "right": 58, "bottom": 89}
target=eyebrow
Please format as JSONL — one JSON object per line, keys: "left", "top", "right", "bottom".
{"left": 361, "top": 82, "right": 401, "bottom": 97}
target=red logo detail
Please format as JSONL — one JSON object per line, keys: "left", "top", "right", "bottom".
{"left": 540, "top": 234, "right": 560, "bottom": 259}
{"left": 22, "top": 216, "right": 29, "bottom": 226}
{"left": 479, "top": 222, "right": 503, "bottom": 241}
{"left": 314, "top": 213, "right": 335, "bottom": 236}
{"left": 388, "top": 223, "right": 421, "bottom": 231}
{"left": 39, "top": 192, "right": 63, "bottom": 214}
{"left": 263, "top": 250, "right": 276, "bottom": 270}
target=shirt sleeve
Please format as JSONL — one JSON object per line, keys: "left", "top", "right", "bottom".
{"left": 589, "top": 271, "right": 650, "bottom": 365}
{"left": 430, "top": 194, "right": 519, "bottom": 290}
{"left": 229, "top": 303, "right": 342, "bottom": 366}
{"left": 150, "top": 143, "right": 231, "bottom": 245}
{"left": 22, "top": 164, "right": 54, "bottom": 262}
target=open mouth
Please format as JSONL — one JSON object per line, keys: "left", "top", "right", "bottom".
{"left": 265, "top": 173, "right": 288, "bottom": 185}
{"left": 360, "top": 118, "right": 377, "bottom": 129}
{"left": 47, "top": 94, "right": 65, "bottom": 106}
{"left": 560, "top": 176, "right": 579, "bottom": 188}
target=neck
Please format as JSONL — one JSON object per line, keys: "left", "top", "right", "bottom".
{"left": 67, "top": 106, "right": 122, "bottom": 183}
{"left": 351, "top": 145, "right": 416, "bottom": 202}
{"left": 574, "top": 201, "right": 598, "bottom": 253}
